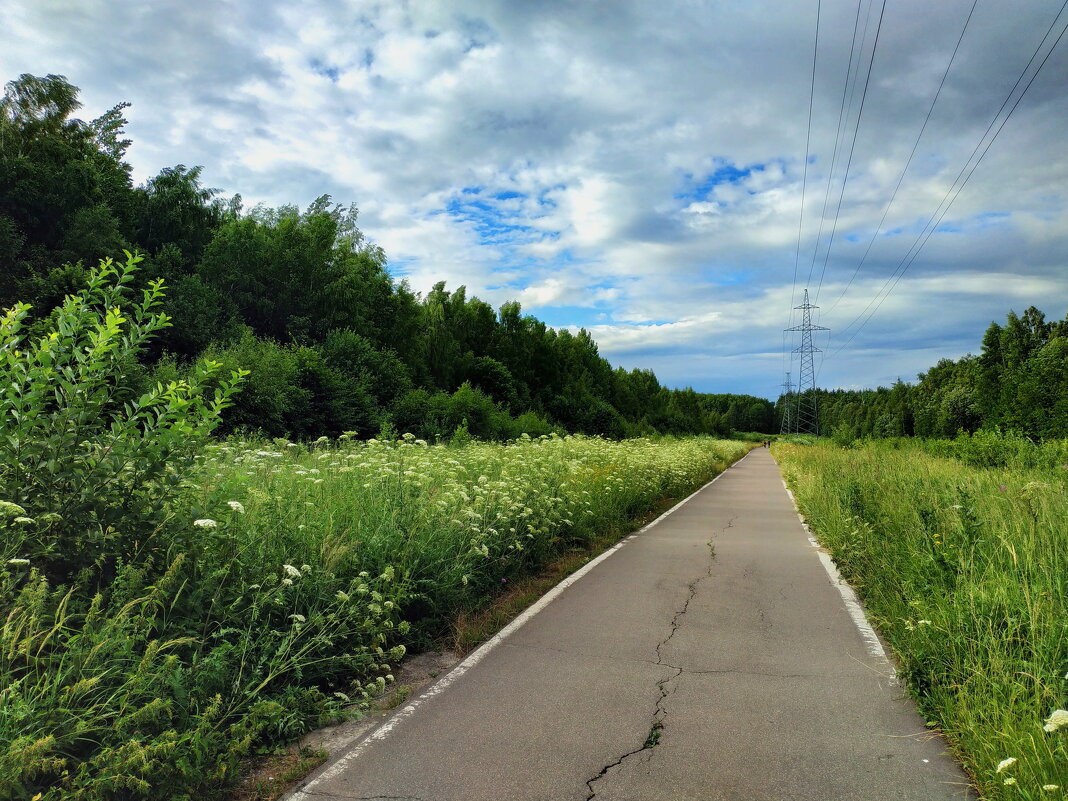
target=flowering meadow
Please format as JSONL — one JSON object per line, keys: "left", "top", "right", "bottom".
{"left": 0, "top": 432, "right": 745, "bottom": 800}
{"left": 775, "top": 441, "right": 1068, "bottom": 798}
{"left": 193, "top": 434, "right": 748, "bottom": 639}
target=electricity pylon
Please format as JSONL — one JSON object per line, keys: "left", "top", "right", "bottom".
{"left": 779, "top": 372, "right": 795, "bottom": 434}
{"left": 785, "top": 289, "right": 828, "bottom": 435}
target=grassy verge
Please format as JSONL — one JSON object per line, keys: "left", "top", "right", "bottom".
{"left": 195, "top": 434, "right": 750, "bottom": 647}
{"left": 2, "top": 434, "right": 747, "bottom": 799}
{"left": 774, "top": 440, "right": 1067, "bottom": 799}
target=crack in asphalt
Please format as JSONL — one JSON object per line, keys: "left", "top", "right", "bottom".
{"left": 584, "top": 516, "right": 736, "bottom": 799}
{"left": 499, "top": 641, "right": 832, "bottom": 679}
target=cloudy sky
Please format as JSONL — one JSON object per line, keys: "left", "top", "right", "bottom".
{"left": 5, "top": 0, "right": 1067, "bottom": 398}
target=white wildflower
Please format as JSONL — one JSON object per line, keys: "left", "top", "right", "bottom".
{"left": 282, "top": 564, "right": 302, "bottom": 578}
{"left": 0, "top": 501, "right": 27, "bottom": 518}
{"left": 1003, "top": 777, "right": 1016, "bottom": 785}
{"left": 1043, "top": 709, "right": 1068, "bottom": 732}
{"left": 289, "top": 614, "right": 306, "bottom": 624}
{"left": 996, "top": 757, "right": 1017, "bottom": 773}
{"left": 282, "top": 578, "right": 294, "bottom": 586}
{"left": 1043, "top": 786, "right": 1060, "bottom": 791}
{"left": 193, "top": 518, "right": 218, "bottom": 529}
{"left": 917, "top": 620, "right": 932, "bottom": 626}
{"left": 301, "top": 564, "right": 311, "bottom": 572}
{"left": 227, "top": 501, "right": 245, "bottom": 514}
{"left": 6, "top": 559, "right": 29, "bottom": 566}
{"left": 13, "top": 517, "right": 33, "bottom": 525}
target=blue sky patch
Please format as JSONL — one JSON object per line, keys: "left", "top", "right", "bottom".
{"left": 675, "top": 159, "right": 761, "bottom": 201}
{"left": 310, "top": 59, "right": 340, "bottom": 82}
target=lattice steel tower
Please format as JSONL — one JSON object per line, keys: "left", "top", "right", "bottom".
{"left": 778, "top": 372, "right": 795, "bottom": 435}
{"left": 785, "top": 289, "right": 828, "bottom": 435}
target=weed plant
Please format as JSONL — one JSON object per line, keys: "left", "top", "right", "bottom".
{"left": 776, "top": 441, "right": 1068, "bottom": 798}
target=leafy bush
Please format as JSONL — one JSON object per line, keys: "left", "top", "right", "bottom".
{"left": 320, "top": 328, "right": 412, "bottom": 408}
{"left": 922, "top": 428, "right": 1068, "bottom": 471}
{"left": 0, "top": 254, "right": 244, "bottom": 582}
{"left": 510, "top": 411, "right": 558, "bottom": 438}
{"left": 0, "top": 258, "right": 408, "bottom": 799}
{"left": 830, "top": 422, "right": 857, "bottom": 448}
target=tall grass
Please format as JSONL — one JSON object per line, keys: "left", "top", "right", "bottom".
{"left": 775, "top": 441, "right": 1068, "bottom": 798}
{"left": 1, "top": 434, "right": 747, "bottom": 799}
{"left": 193, "top": 434, "right": 750, "bottom": 639}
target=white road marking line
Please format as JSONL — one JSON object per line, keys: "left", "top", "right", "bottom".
{"left": 780, "top": 478, "right": 896, "bottom": 681}
{"left": 289, "top": 449, "right": 752, "bottom": 799}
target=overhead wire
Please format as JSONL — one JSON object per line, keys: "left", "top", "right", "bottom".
{"left": 783, "top": 0, "right": 822, "bottom": 404}
{"left": 825, "top": 0, "right": 981, "bottom": 315}
{"left": 812, "top": 0, "right": 888, "bottom": 301}
{"left": 831, "top": 0, "right": 1068, "bottom": 356}
{"left": 804, "top": 0, "right": 868, "bottom": 291}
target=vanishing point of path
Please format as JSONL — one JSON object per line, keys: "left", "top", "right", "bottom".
{"left": 291, "top": 448, "right": 973, "bottom": 801}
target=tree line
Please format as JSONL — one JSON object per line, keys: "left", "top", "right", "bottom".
{"left": 779, "top": 305, "right": 1068, "bottom": 440}
{"left": 0, "top": 73, "right": 775, "bottom": 440}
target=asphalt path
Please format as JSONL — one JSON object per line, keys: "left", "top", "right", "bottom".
{"left": 290, "top": 448, "right": 973, "bottom": 800}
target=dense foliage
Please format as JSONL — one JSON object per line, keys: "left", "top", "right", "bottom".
{"left": 777, "top": 306, "right": 1068, "bottom": 440}
{"left": 0, "top": 260, "right": 747, "bottom": 797}
{"left": 0, "top": 73, "right": 774, "bottom": 441}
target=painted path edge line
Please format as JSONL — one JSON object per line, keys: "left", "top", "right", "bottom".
{"left": 289, "top": 448, "right": 754, "bottom": 798}
{"left": 779, "top": 476, "right": 896, "bottom": 681}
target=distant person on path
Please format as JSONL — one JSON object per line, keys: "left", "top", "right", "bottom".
{"left": 763, "top": 439, "right": 770, "bottom": 448}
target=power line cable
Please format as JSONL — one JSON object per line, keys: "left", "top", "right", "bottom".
{"left": 805, "top": 0, "right": 868, "bottom": 290}
{"left": 826, "top": 0, "right": 981, "bottom": 315}
{"left": 812, "top": 0, "right": 888, "bottom": 301}
{"left": 783, "top": 0, "right": 822, "bottom": 406}
{"left": 789, "top": 0, "right": 822, "bottom": 328}
{"left": 832, "top": 0, "right": 1068, "bottom": 355}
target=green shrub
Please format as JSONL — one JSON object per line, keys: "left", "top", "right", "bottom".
{"left": 0, "top": 253, "right": 244, "bottom": 582}
{"left": 0, "top": 256, "right": 407, "bottom": 799}
{"left": 206, "top": 331, "right": 301, "bottom": 437}
{"left": 510, "top": 411, "right": 558, "bottom": 438}
{"left": 830, "top": 422, "right": 857, "bottom": 448}
{"left": 321, "top": 328, "right": 412, "bottom": 408}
